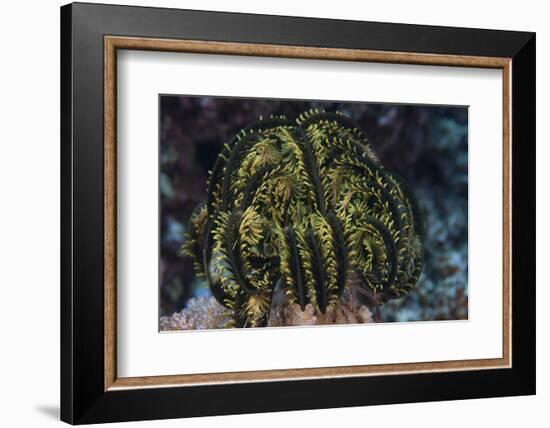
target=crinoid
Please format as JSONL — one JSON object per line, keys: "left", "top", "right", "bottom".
{"left": 181, "top": 109, "right": 424, "bottom": 327}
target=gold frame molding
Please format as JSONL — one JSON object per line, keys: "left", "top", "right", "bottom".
{"left": 104, "top": 35, "right": 512, "bottom": 391}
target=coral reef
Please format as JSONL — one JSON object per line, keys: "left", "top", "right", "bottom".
{"left": 160, "top": 97, "right": 468, "bottom": 325}
{"left": 160, "top": 297, "right": 230, "bottom": 330}
{"left": 160, "top": 289, "right": 373, "bottom": 330}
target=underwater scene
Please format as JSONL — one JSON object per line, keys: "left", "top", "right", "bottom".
{"left": 159, "top": 95, "right": 468, "bottom": 330}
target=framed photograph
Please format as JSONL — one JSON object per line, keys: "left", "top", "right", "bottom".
{"left": 60, "top": 2, "right": 535, "bottom": 424}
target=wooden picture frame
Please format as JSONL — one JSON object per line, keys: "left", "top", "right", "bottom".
{"left": 61, "top": 2, "right": 535, "bottom": 424}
